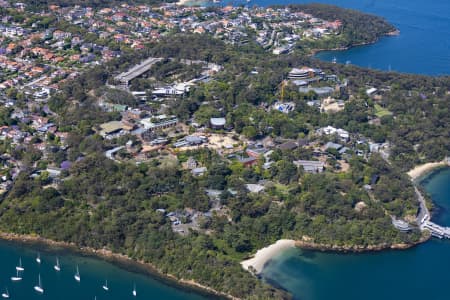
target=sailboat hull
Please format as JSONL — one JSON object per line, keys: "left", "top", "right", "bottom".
{"left": 1, "top": 294, "right": 9, "bottom": 299}
{"left": 11, "top": 277, "right": 22, "bottom": 281}
{"left": 34, "top": 286, "right": 44, "bottom": 294}
{"left": 74, "top": 275, "right": 80, "bottom": 282}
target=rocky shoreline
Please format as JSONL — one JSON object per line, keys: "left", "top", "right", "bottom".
{"left": 294, "top": 234, "right": 430, "bottom": 253}
{"left": 310, "top": 28, "right": 400, "bottom": 58}
{"left": 0, "top": 232, "right": 234, "bottom": 300}
{"left": 386, "top": 29, "right": 401, "bottom": 36}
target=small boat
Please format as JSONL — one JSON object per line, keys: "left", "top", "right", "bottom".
{"left": 36, "top": 252, "right": 41, "bottom": 264}
{"left": 11, "top": 270, "right": 22, "bottom": 282}
{"left": 54, "top": 257, "right": 61, "bottom": 272}
{"left": 74, "top": 265, "right": 81, "bottom": 282}
{"left": 16, "top": 258, "right": 24, "bottom": 272}
{"left": 34, "top": 274, "right": 44, "bottom": 294}
{"left": 132, "top": 283, "right": 137, "bottom": 297}
{"left": 332, "top": 57, "right": 337, "bottom": 64}
{"left": 102, "top": 279, "right": 109, "bottom": 291}
{"left": 1, "top": 288, "right": 9, "bottom": 299}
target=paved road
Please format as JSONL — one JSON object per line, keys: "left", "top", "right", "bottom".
{"left": 415, "top": 186, "right": 430, "bottom": 226}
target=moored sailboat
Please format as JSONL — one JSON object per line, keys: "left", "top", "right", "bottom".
{"left": 102, "top": 279, "right": 109, "bottom": 291}
{"left": 33, "top": 274, "right": 44, "bottom": 294}
{"left": 36, "top": 252, "right": 41, "bottom": 264}
{"left": 11, "top": 270, "right": 22, "bottom": 282}
{"left": 54, "top": 257, "right": 61, "bottom": 272}
{"left": 15, "top": 258, "right": 24, "bottom": 272}
{"left": 132, "top": 283, "right": 137, "bottom": 297}
{"left": 1, "top": 288, "right": 9, "bottom": 299}
{"left": 74, "top": 265, "right": 81, "bottom": 282}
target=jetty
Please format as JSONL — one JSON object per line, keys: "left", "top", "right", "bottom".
{"left": 421, "top": 220, "right": 450, "bottom": 239}
{"left": 415, "top": 186, "right": 450, "bottom": 239}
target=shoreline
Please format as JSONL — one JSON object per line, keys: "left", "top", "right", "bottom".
{"left": 241, "top": 239, "right": 296, "bottom": 274}
{"left": 0, "top": 232, "right": 234, "bottom": 300}
{"left": 241, "top": 235, "right": 430, "bottom": 275}
{"left": 294, "top": 235, "right": 430, "bottom": 253}
{"left": 174, "top": 0, "right": 399, "bottom": 65}
{"left": 407, "top": 160, "right": 450, "bottom": 181}
{"left": 310, "top": 31, "right": 396, "bottom": 59}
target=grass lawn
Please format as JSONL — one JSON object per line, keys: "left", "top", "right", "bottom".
{"left": 374, "top": 104, "right": 393, "bottom": 118}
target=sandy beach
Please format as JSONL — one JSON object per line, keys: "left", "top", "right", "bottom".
{"left": 407, "top": 160, "right": 449, "bottom": 180}
{"left": 241, "top": 239, "right": 295, "bottom": 274}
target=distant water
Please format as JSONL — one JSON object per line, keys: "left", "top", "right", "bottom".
{"left": 0, "top": 241, "right": 207, "bottom": 300}
{"left": 262, "top": 168, "right": 450, "bottom": 300}
{"left": 227, "top": 0, "right": 450, "bottom": 75}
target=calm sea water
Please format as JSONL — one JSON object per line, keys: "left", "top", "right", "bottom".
{"left": 229, "top": 0, "right": 450, "bottom": 75}
{"left": 0, "top": 241, "right": 207, "bottom": 300}
{"left": 262, "top": 168, "right": 450, "bottom": 300}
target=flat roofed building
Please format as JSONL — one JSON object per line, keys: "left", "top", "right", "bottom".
{"left": 294, "top": 160, "right": 325, "bottom": 173}
{"left": 192, "top": 167, "right": 207, "bottom": 177}
{"left": 210, "top": 117, "right": 226, "bottom": 129}
{"left": 152, "top": 87, "right": 185, "bottom": 97}
{"left": 140, "top": 115, "right": 178, "bottom": 131}
{"left": 324, "top": 141, "right": 343, "bottom": 151}
{"left": 99, "top": 121, "right": 124, "bottom": 137}
{"left": 299, "top": 86, "right": 334, "bottom": 98}
{"left": 288, "top": 67, "right": 322, "bottom": 80}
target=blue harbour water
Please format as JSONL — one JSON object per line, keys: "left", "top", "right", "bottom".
{"left": 230, "top": 0, "right": 450, "bottom": 75}
{"left": 0, "top": 242, "right": 207, "bottom": 300}
{"left": 262, "top": 168, "right": 450, "bottom": 300}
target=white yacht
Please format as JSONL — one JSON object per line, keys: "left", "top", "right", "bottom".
{"left": 34, "top": 274, "right": 44, "bottom": 294}
{"left": 54, "top": 257, "right": 61, "bottom": 272}
{"left": 102, "top": 279, "right": 109, "bottom": 291}
{"left": 36, "top": 253, "right": 41, "bottom": 264}
{"left": 1, "top": 288, "right": 9, "bottom": 299}
{"left": 132, "top": 284, "right": 137, "bottom": 297}
{"left": 11, "top": 270, "right": 22, "bottom": 282}
{"left": 74, "top": 265, "right": 81, "bottom": 282}
{"left": 15, "top": 258, "right": 24, "bottom": 272}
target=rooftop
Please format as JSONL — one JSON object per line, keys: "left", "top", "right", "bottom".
{"left": 99, "top": 121, "right": 124, "bottom": 135}
{"left": 210, "top": 117, "right": 226, "bottom": 126}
